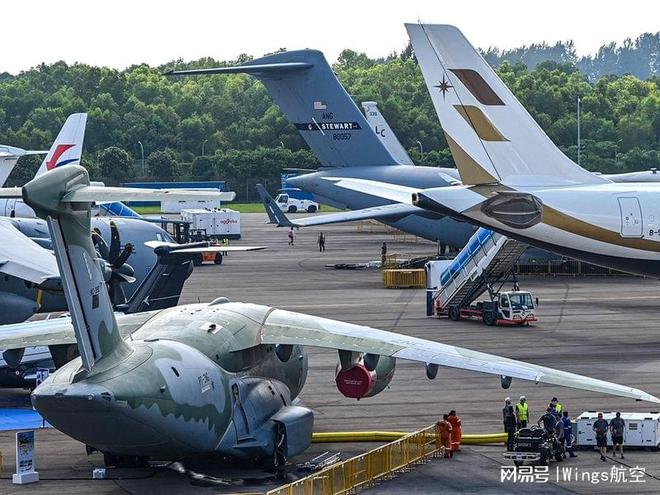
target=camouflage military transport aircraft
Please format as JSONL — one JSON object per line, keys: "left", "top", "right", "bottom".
{"left": 0, "top": 165, "right": 656, "bottom": 470}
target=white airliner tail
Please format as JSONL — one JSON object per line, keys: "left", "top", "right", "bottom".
{"left": 406, "top": 24, "right": 606, "bottom": 187}
{"left": 35, "top": 113, "right": 87, "bottom": 177}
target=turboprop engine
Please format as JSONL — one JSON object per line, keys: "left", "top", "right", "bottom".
{"left": 335, "top": 350, "right": 396, "bottom": 399}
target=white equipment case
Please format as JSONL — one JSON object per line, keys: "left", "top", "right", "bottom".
{"left": 180, "top": 208, "right": 241, "bottom": 239}
{"left": 575, "top": 411, "right": 660, "bottom": 448}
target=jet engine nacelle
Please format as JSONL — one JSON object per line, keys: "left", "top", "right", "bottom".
{"left": 335, "top": 353, "right": 396, "bottom": 399}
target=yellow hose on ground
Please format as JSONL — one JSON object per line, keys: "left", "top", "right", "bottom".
{"left": 312, "top": 431, "right": 506, "bottom": 444}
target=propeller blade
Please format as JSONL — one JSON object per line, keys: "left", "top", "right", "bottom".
{"left": 109, "top": 221, "right": 120, "bottom": 262}
{"left": 113, "top": 243, "right": 133, "bottom": 269}
{"left": 92, "top": 229, "right": 110, "bottom": 260}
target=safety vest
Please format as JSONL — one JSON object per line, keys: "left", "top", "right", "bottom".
{"left": 555, "top": 403, "right": 562, "bottom": 414}
{"left": 516, "top": 402, "right": 528, "bottom": 420}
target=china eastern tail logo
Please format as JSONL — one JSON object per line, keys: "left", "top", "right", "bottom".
{"left": 46, "top": 144, "right": 77, "bottom": 170}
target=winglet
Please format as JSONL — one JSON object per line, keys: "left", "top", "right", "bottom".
{"left": 256, "top": 184, "right": 294, "bottom": 227}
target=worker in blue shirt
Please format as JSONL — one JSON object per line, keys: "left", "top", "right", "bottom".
{"left": 561, "top": 411, "right": 577, "bottom": 458}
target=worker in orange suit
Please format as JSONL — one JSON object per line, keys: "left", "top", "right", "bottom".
{"left": 447, "top": 410, "right": 462, "bottom": 453}
{"left": 436, "top": 414, "right": 453, "bottom": 458}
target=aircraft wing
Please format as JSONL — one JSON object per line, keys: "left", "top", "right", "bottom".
{"left": 0, "top": 218, "right": 59, "bottom": 284}
{"left": 231, "top": 306, "right": 659, "bottom": 403}
{"left": 256, "top": 183, "right": 421, "bottom": 227}
{"left": 0, "top": 311, "right": 158, "bottom": 352}
{"left": 323, "top": 177, "right": 418, "bottom": 204}
{"left": 143, "top": 240, "right": 266, "bottom": 252}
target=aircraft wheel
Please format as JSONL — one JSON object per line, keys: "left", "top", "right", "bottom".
{"left": 448, "top": 306, "right": 461, "bottom": 321}
{"left": 307, "top": 205, "right": 317, "bottom": 213}
{"left": 214, "top": 253, "right": 223, "bottom": 265}
{"left": 287, "top": 206, "right": 297, "bottom": 213}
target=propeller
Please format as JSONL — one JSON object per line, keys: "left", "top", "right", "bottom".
{"left": 91, "top": 222, "right": 135, "bottom": 306}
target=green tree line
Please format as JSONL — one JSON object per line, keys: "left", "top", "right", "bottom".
{"left": 0, "top": 35, "right": 658, "bottom": 200}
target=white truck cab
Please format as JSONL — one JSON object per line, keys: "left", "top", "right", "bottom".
{"left": 275, "top": 193, "right": 319, "bottom": 213}
{"left": 497, "top": 291, "right": 536, "bottom": 324}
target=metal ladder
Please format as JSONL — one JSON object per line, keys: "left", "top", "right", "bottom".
{"left": 431, "top": 228, "right": 528, "bottom": 310}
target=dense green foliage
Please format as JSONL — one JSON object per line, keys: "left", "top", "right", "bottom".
{"left": 0, "top": 34, "right": 658, "bottom": 200}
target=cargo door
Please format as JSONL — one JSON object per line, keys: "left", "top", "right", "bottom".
{"left": 618, "top": 197, "right": 642, "bottom": 237}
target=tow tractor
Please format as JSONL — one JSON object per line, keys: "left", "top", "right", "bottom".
{"left": 436, "top": 287, "right": 537, "bottom": 326}
{"left": 426, "top": 227, "right": 537, "bottom": 326}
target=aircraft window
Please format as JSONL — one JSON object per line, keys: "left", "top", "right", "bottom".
{"left": 171, "top": 367, "right": 180, "bottom": 377}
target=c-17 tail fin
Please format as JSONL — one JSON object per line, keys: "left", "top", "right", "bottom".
{"left": 406, "top": 24, "right": 607, "bottom": 187}
{"left": 35, "top": 113, "right": 87, "bottom": 178}
{"left": 167, "top": 51, "right": 399, "bottom": 168}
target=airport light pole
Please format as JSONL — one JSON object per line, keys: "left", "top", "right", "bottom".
{"left": 202, "top": 139, "right": 208, "bottom": 156}
{"left": 416, "top": 140, "right": 424, "bottom": 161}
{"left": 577, "top": 96, "right": 581, "bottom": 166}
{"left": 137, "top": 141, "right": 145, "bottom": 176}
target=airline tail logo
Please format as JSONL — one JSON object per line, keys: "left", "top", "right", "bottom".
{"left": 46, "top": 144, "right": 77, "bottom": 171}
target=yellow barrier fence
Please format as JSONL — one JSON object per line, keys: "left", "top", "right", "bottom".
{"left": 269, "top": 429, "right": 507, "bottom": 495}
{"left": 382, "top": 269, "right": 425, "bottom": 289}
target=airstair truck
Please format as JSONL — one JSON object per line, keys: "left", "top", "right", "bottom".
{"left": 426, "top": 228, "right": 536, "bottom": 326}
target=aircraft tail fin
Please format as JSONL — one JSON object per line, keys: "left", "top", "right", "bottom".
{"left": 35, "top": 113, "right": 87, "bottom": 178}
{"left": 361, "top": 102, "right": 414, "bottom": 166}
{"left": 0, "top": 146, "right": 48, "bottom": 187}
{"left": 256, "top": 184, "right": 293, "bottom": 227}
{"left": 167, "top": 51, "right": 399, "bottom": 168}
{"left": 406, "top": 24, "right": 607, "bottom": 187}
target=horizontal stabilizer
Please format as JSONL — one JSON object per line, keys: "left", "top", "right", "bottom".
{"left": 61, "top": 186, "right": 235, "bottom": 203}
{"left": 166, "top": 62, "right": 312, "bottom": 77}
{"left": 324, "top": 177, "right": 417, "bottom": 204}
{"left": 144, "top": 240, "right": 265, "bottom": 252}
{"left": 0, "top": 218, "right": 59, "bottom": 283}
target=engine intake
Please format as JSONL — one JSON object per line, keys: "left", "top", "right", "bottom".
{"left": 335, "top": 355, "right": 396, "bottom": 399}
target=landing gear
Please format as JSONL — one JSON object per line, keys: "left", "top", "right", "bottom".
{"left": 263, "top": 423, "right": 287, "bottom": 478}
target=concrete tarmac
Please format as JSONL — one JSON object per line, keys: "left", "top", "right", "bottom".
{"left": 2, "top": 213, "right": 660, "bottom": 494}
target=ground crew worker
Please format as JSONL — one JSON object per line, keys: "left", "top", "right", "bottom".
{"left": 221, "top": 237, "right": 229, "bottom": 256}
{"left": 436, "top": 414, "right": 453, "bottom": 458}
{"left": 593, "top": 412, "right": 609, "bottom": 461}
{"left": 381, "top": 242, "right": 388, "bottom": 265}
{"left": 504, "top": 405, "right": 517, "bottom": 451}
{"left": 502, "top": 397, "right": 512, "bottom": 432}
{"left": 447, "top": 410, "right": 462, "bottom": 453}
{"left": 538, "top": 408, "right": 557, "bottom": 434}
{"left": 516, "top": 396, "right": 528, "bottom": 428}
{"left": 561, "top": 411, "right": 577, "bottom": 458}
{"left": 549, "top": 397, "right": 562, "bottom": 417}
{"left": 318, "top": 232, "right": 326, "bottom": 252}
{"left": 288, "top": 228, "right": 295, "bottom": 246}
{"left": 610, "top": 412, "right": 625, "bottom": 459}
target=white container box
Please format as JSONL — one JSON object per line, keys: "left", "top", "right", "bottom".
{"left": 575, "top": 411, "right": 660, "bottom": 448}
{"left": 180, "top": 209, "right": 241, "bottom": 239}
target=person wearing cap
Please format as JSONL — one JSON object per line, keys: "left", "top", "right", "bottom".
{"left": 502, "top": 397, "right": 512, "bottom": 432}
{"left": 516, "top": 396, "right": 529, "bottom": 428}
{"left": 548, "top": 397, "right": 562, "bottom": 417}
{"left": 504, "top": 404, "right": 517, "bottom": 451}
{"left": 593, "top": 412, "right": 609, "bottom": 461}
{"left": 610, "top": 412, "right": 625, "bottom": 459}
